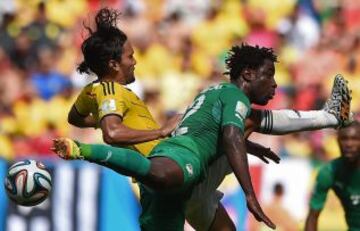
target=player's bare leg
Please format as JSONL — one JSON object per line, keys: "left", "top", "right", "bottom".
{"left": 208, "top": 203, "right": 236, "bottom": 231}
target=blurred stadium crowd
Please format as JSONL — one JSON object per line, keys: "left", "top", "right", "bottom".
{"left": 0, "top": 0, "right": 360, "bottom": 229}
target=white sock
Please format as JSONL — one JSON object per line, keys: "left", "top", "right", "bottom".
{"left": 260, "top": 110, "right": 338, "bottom": 135}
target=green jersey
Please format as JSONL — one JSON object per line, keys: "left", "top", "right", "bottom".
{"left": 310, "top": 158, "right": 360, "bottom": 230}
{"left": 143, "top": 83, "right": 251, "bottom": 231}
{"left": 170, "top": 82, "right": 251, "bottom": 171}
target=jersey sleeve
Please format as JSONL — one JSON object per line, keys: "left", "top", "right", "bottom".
{"left": 220, "top": 88, "right": 251, "bottom": 133}
{"left": 97, "top": 82, "right": 130, "bottom": 120}
{"left": 309, "top": 164, "right": 334, "bottom": 210}
{"left": 74, "top": 88, "right": 91, "bottom": 117}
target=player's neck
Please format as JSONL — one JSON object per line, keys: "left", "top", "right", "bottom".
{"left": 345, "top": 157, "right": 360, "bottom": 169}
{"left": 230, "top": 79, "right": 251, "bottom": 99}
{"left": 100, "top": 75, "right": 126, "bottom": 85}
{"left": 273, "top": 195, "right": 283, "bottom": 202}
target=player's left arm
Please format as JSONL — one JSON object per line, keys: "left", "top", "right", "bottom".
{"left": 245, "top": 110, "right": 262, "bottom": 133}
{"left": 68, "top": 105, "right": 97, "bottom": 128}
{"left": 244, "top": 112, "right": 280, "bottom": 164}
{"left": 245, "top": 139, "right": 280, "bottom": 164}
{"left": 98, "top": 84, "right": 181, "bottom": 145}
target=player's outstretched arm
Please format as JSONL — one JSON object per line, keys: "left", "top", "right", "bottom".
{"left": 305, "top": 209, "right": 321, "bottom": 231}
{"left": 100, "top": 114, "right": 180, "bottom": 145}
{"left": 68, "top": 105, "right": 97, "bottom": 128}
{"left": 222, "top": 125, "right": 276, "bottom": 229}
{"left": 245, "top": 140, "right": 280, "bottom": 164}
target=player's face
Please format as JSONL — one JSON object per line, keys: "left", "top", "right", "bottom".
{"left": 119, "top": 40, "right": 136, "bottom": 84}
{"left": 250, "top": 59, "right": 277, "bottom": 105}
{"left": 338, "top": 126, "right": 360, "bottom": 163}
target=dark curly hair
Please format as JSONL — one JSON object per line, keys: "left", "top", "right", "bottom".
{"left": 224, "top": 44, "right": 278, "bottom": 80}
{"left": 77, "top": 8, "right": 127, "bottom": 77}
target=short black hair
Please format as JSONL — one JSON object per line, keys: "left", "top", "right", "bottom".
{"left": 77, "top": 8, "right": 127, "bottom": 77}
{"left": 224, "top": 43, "right": 278, "bottom": 80}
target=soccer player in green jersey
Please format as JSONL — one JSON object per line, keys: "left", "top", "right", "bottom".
{"left": 305, "top": 121, "right": 360, "bottom": 231}
{"left": 52, "top": 8, "right": 353, "bottom": 231}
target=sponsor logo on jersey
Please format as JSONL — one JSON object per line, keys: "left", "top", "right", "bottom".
{"left": 235, "top": 101, "right": 248, "bottom": 119}
{"left": 101, "top": 99, "right": 117, "bottom": 113}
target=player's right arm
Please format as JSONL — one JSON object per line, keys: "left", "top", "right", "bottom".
{"left": 305, "top": 164, "right": 334, "bottom": 231}
{"left": 222, "top": 126, "right": 275, "bottom": 229}
{"left": 220, "top": 88, "right": 275, "bottom": 229}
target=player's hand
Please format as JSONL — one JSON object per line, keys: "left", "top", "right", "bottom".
{"left": 246, "top": 140, "right": 280, "bottom": 164}
{"left": 246, "top": 196, "right": 276, "bottom": 229}
{"left": 160, "top": 114, "right": 182, "bottom": 137}
{"left": 257, "top": 147, "right": 280, "bottom": 164}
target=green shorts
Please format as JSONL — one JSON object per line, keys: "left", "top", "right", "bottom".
{"left": 139, "top": 141, "right": 203, "bottom": 231}
{"left": 139, "top": 184, "right": 187, "bottom": 231}
{"left": 149, "top": 140, "right": 203, "bottom": 191}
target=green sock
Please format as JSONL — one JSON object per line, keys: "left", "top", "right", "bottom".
{"left": 78, "top": 143, "right": 151, "bottom": 177}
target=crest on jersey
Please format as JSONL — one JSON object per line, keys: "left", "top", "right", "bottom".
{"left": 235, "top": 101, "right": 248, "bottom": 119}
{"left": 101, "top": 99, "right": 117, "bottom": 113}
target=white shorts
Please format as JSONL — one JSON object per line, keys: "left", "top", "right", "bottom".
{"left": 185, "top": 155, "right": 232, "bottom": 231}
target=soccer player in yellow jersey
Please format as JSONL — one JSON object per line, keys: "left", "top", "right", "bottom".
{"left": 57, "top": 8, "right": 353, "bottom": 231}
{"left": 67, "top": 9, "right": 180, "bottom": 157}
{"left": 71, "top": 80, "right": 176, "bottom": 156}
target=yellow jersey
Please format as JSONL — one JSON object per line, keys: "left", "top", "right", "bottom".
{"left": 74, "top": 81, "right": 160, "bottom": 156}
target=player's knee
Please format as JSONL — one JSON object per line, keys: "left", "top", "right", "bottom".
{"left": 152, "top": 169, "right": 168, "bottom": 185}
{"left": 147, "top": 161, "right": 169, "bottom": 186}
{"left": 148, "top": 166, "right": 181, "bottom": 190}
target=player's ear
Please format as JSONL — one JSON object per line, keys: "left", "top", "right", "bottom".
{"left": 108, "top": 60, "right": 120, "bottom": 71}
{"left": 242, "top": 68, "right": 254, "bottom": 82}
